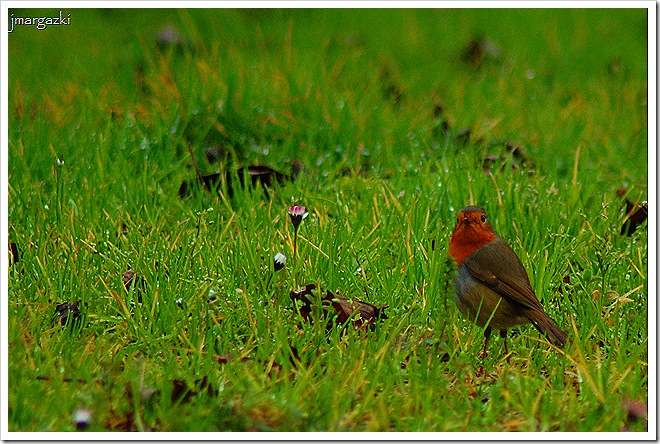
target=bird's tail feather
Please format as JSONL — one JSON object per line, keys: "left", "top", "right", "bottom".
{"left": 528, "top": 310, "right": 568, "bottom": 347}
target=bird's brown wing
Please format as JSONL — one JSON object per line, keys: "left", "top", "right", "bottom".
{"left": 462, "top": 238, "right": 545, "bottom": 312}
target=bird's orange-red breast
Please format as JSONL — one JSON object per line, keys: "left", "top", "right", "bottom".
{"left": 448, "top": 205, "right": 567, "bottom": 356}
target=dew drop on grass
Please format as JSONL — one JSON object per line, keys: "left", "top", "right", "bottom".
{"left": 337, "top": 100, "right": 345, "bottom": 109}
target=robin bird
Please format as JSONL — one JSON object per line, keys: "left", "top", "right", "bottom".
{"left": 448, "top": 205, "right": 567, "bottom": 359}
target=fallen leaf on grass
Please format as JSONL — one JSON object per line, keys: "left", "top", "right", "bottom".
{"left": 122, "top": 269, "right": 145, "bottom": 303}
{"left": 178, "top": 165, "right": 292, "bottom": 198}
{"left": 621, "top": 200, "right": 648, "bottom": 236}
{"left": 325, "top": 289, "right": 387, "bottom": 331}
{"left": 8, "top": 241, "right": 20, "bottom": 265}
{"left": 52, "top": 300, "right": 84, "bottom": 327}
{"left": 289, "top": 283, "right": 316, "bottom": 323}
{"left": 171, "top": 376, "right": 217, "bottom": 404}
{"left": 556, "top": 275, "right": 572, "bottom": 294}
{"left": 178, "top": 172, "right": 221, "bottom": 197}
{"left": 245, "top": 165, "right": 291, "bottom": 187}
{"left": 289, "top": 283, "right": 388, "bottom": 332}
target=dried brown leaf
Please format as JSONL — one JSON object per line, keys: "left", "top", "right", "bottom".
{"left": 289, "top": 283, "right": 317, "bottom": 323}
{"left": 178, "top": 165, "right": 292, "bottom": 198}
{"left": 290, "top": 283, "right": 387, "bottom": 332}
{"left": 171, "top": 376, "right": 217, "bottom": 404}
{"left": 52, "top": 300, "right": 84, "bottom": 327}
{"left": 323, "top": 290, "right": 388, "bottom": 331}
{"left": 8, "top": 242, "right": 20, "bottom": 265}
{"left": 621, "top": 200, "right": 648, "bottom": 236}
{"left": 122, "top": 269, "right": 145, "bottom": 303}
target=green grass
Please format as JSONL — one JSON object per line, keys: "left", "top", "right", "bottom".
{"left": 7, "top": 8, "right": 648, "bottom": 433}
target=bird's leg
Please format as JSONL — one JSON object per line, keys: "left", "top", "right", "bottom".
{"left": 479, "top": 327, "right": 492, "bottom": 359}
{"left": 500, "top": 329, "right": 510, "bottom": 363}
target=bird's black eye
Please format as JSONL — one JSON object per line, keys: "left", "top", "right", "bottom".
{"left": 480, "top": 214, "right": 487, "bottom": 223}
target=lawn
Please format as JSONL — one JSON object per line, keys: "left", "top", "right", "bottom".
{"left": 6, "top": 7, "right": 650, "bottom": 433}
